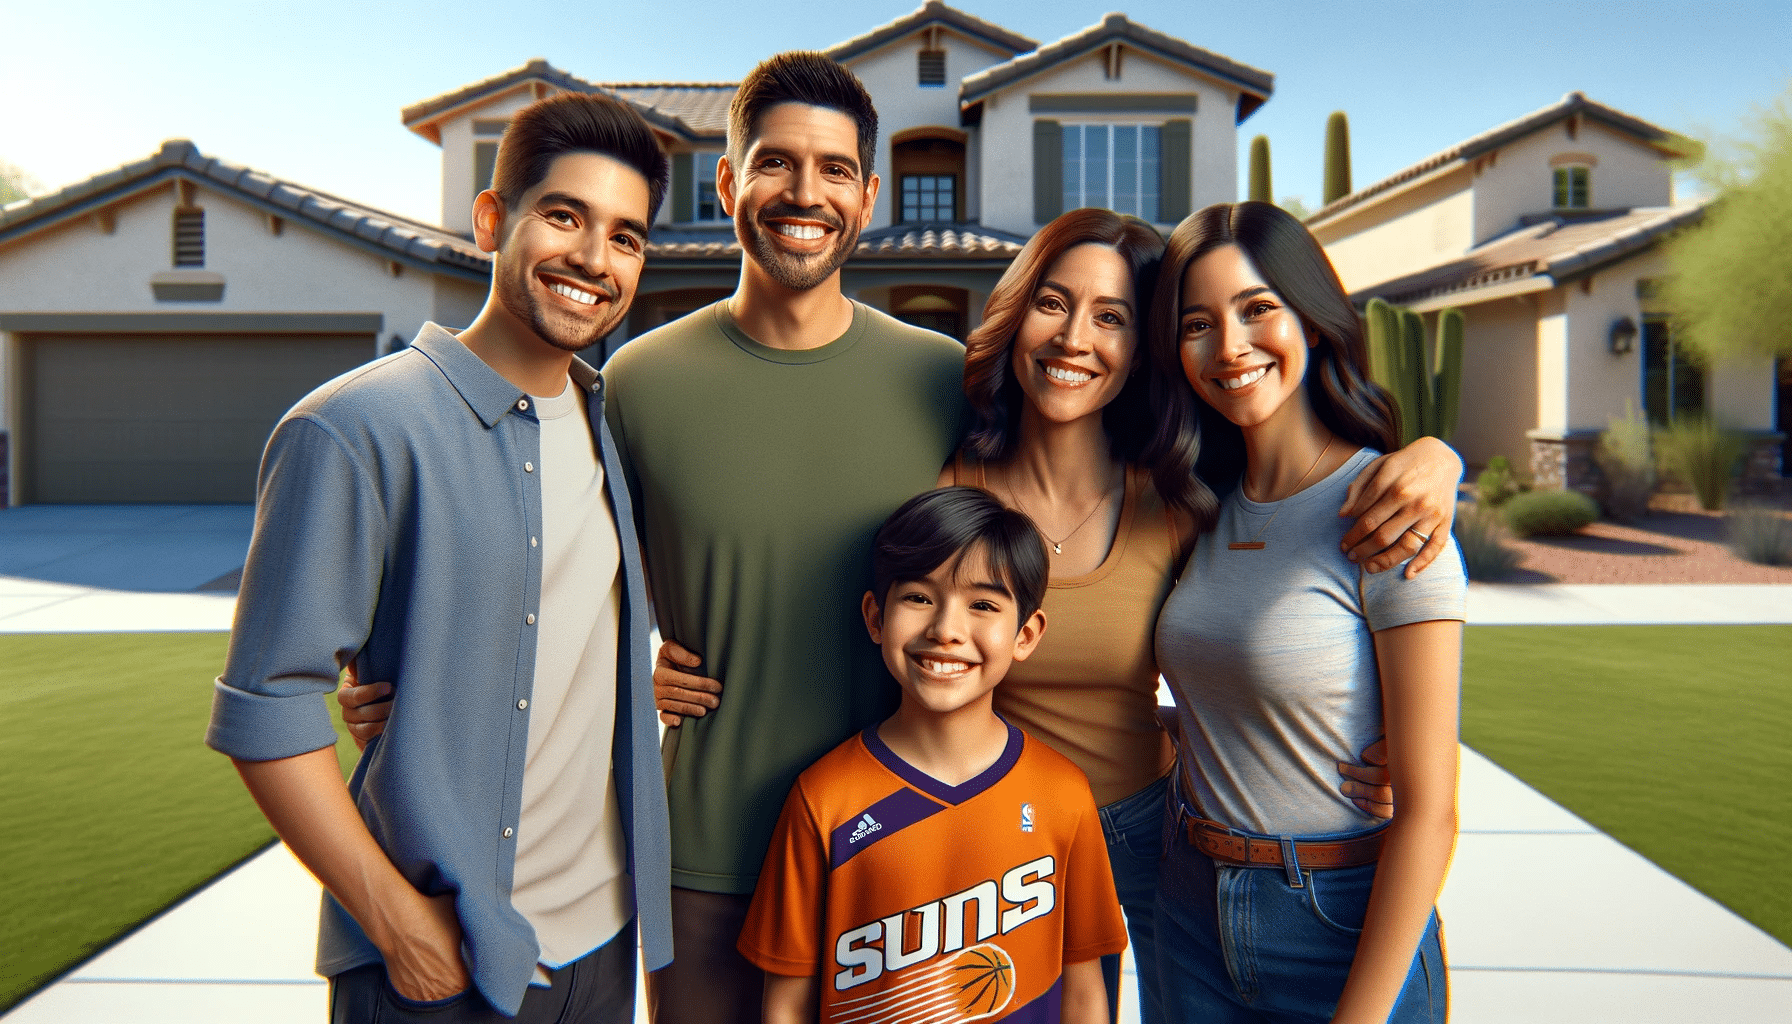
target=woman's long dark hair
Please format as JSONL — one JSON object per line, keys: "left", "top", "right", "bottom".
{"left": 962, "top": 208, "right": 1164, "bottom": 464}
{"left": 1143, "top": 201, "right": 1399, "bottom": 530}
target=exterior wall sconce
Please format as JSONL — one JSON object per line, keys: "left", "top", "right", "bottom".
{"left": 1608, "top": 316, "right": 1637, "bottom": 355}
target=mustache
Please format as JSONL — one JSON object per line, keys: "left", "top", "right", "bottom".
{"left": 756, "top": 203, "right": 844, "bottom": 232}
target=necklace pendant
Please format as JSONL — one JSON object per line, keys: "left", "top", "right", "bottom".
{"left": 1227, "top": 541, "right": 1267, "bottom": 550}
{"left": 1053, "top": 543, "right": 1063, "bottom": 554}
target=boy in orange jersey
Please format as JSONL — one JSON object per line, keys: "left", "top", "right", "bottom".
{"left": 739, "top": 486, "right": 1127, "bottom": 1023}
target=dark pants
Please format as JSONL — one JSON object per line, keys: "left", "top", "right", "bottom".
{"left": 646, "top": 888, "right": 763, "bottom": 1024}
{"left": 329, "top": 919, "right": 635, "bottom": 1024}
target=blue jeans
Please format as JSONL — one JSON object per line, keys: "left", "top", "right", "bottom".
{"left": 1155, "top": 820, "right": 1446, "bottom": 1023}
{"left": 1097, "top": 772, "right": 1169, "bottom": 1024}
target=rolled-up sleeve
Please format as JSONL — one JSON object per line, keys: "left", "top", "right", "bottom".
{"left": 206, "top": 412, "right": 387, "bottom": 761}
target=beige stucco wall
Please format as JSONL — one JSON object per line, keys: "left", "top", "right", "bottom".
{"left": 1316, "top": 167, "right": 1475, "bottom": 294}
{"left": 1535, "top": 290, "right": 1570, "bottom": 435}
{"left": 846, "top": 30, "right": 1012, "bottom": 229}
{"left": 438, "top": 90, "right": 542, "bottom": 235}
{"left": 975, "top": 48, "right": 1239, "bottom": 237}
{"left": 1707, "top": 356, "right": 1777, "bottom": 431}
{"left": 1561, "top": 253, "right": 1656, "bottom": 431}
{"left": 1471, "top": 119, "right": 1673, "bottom": 246}
{"left": 1449, "top": 296, "right": 1541, "bottom": 468}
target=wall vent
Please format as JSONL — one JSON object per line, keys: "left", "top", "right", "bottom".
{"left": 173, "top": 210, "right": 205, "bottom": 267}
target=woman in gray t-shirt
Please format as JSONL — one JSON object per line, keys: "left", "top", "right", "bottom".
{"left": 1143, "top": 201, "right": 1465, "bottom": 1024}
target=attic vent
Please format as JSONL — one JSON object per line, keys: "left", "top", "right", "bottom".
{"left": 918, "top": 49, "right": 946, "bottom": 88}
{"left": 173, "top": 210, "right": 205, "bottom": 267}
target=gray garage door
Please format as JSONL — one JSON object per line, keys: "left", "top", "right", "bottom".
{"left": 26, "top": 333, "right": 374, "bottom": 503}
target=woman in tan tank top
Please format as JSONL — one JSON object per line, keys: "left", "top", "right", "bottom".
{"left": 645, "top": 209, "right": 1465, "bottom": 1024}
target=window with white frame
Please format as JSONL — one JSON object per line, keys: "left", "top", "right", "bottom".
{"left": 1553, "top": 165, "right": 1590, "bottom": 209}
{"left": 695, "top": 153, "right": 721, "bottom": 221}
{"left": 1062, "top": 124, "right": 1160, "bottom": 222}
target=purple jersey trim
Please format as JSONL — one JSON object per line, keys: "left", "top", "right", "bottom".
{"left": 861, "top": 721, "right": 1025, "bottom": 806}
{"left": 829, "top": 786, "right": 946, "bottom": 870}
{"left": 1002, "top": 974, "right": 1064, "bottom": 1023}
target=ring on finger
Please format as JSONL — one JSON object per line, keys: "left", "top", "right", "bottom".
{"left": 1406, "top": 527, "right": 1431, "bottom": 543}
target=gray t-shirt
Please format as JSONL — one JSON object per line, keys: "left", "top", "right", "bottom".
{"left": 1155, "top": 447, "right": 1467, "bottom": 837}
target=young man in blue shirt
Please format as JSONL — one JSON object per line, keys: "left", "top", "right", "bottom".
{"left": 206, "top": 93, "right": 673, "bottom": 1023}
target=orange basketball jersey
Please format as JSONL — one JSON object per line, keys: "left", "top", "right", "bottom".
{"left": 739, "top": 722, "right": 1127, "bottom": 1022}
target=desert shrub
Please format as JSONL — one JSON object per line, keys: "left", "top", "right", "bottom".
{"left": 1453, "top": 501, "right": 1522, "bottom": 580}
{"left": 1655, "top": 418, "right": 1747, "bottom": 511}
{"left": 1477, "top": 455, "right": 1519, "bottom": 508}
{"left": 1595, "top": 405, "right": 1656, "bottom": 521}
{"left": 1503, "top": 489, "right": 1600, "bottom": 537}
{"left": 1727, "top": 504, "right": 1792, "bottom": 566}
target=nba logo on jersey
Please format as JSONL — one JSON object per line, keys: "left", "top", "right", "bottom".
{"left": 1020, "top": 803, "right": 1034, "bottom": 832}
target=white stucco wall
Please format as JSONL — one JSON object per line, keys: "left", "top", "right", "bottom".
{"left": 975, "top": 48, "right": 1239, "bottom": 237}
{"left": 1450, "top": 296, "right": 1541, "bottom": 468}
{"left": 1316, "top": 168, "right": 1475, "bottom": 294}
{"left": 0, "top": 184, "right": 453, "bottom": 345}
{"left": 846, "top": 31, "right": 1011, "bottom": 229}
{"left": 1471, "top": 119, "right": 1673, "bottom": 246}
{"left": 437, "top": 90, "right": 542, "bottom": 235}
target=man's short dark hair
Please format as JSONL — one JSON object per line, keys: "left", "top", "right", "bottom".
{"left": 727, "top": 52, "right": 878, "bottom": 179}
{"left": 871, "top": 487, "right": 1049, "bottom": 627}
{"left": 492, "top": 92, "right": 671, "bottom": 223}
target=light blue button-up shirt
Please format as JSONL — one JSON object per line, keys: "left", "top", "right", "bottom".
{"left": 206, "top": 323, "right": 672, "bottom": 1016}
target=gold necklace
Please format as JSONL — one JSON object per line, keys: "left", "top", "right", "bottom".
{"left": 1007, "top": 472, "right": 1120, "bottom": 555}
{"left": 1228, "top": 434, "right": 1335, "bottom": 551}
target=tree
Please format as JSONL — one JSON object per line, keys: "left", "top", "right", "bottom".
{"left": 1664, "top": 86, "right": 1792, "bottom": 362}
{"left": 0, "top": 159, "right": 39, "bottom": 205}
{"left": 1277, "top": 196, "right": 1312, "bottom": 220}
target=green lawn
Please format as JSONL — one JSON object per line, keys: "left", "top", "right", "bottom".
{"left": 1, "top": 626, "right": 1786, "bottom": 1012}
{"left": 0, "top": 633, "right": 358, "bottom": 1013}
{"left": 1462, "top": 624, "right": 1792, "bottom": 946}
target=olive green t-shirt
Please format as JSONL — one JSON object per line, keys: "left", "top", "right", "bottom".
{"left": 603, "top": 300, "right": 966, "bottom": 893}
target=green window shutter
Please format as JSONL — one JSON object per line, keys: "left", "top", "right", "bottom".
{"left": 1159, "top": 119, "right": 1192, "bottom": 223}
{"left": 672, "top": 153, "right": 694, "bottom": 223}
{"left": 473, "top": 142, "right": 499, "bottom": 206}
{"left": 1033, "top": 119, "right": 1063, "bottom": 224}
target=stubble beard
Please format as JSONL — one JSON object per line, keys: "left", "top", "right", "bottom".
{"left": 741, "top": 204, "right": 861, "bottom": 292}
{"left": 498, "top": 265, "right": 627, "bottom": 354}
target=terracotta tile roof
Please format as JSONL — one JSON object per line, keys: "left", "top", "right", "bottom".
{"left": 1309, "top": 92, "right": 1683, "bottom": 226}
{"left": 826, "top": 0, "right": 1035, "bottom": 63}
{"left": 959, "top": 13, "right": 1273, "bottom": 121}
{"left": 400, "top": 59, "right": 696, "bottom": 143}
{"left": 0, "top": 141, "right": 492, "bottom": 278}
{"left": 646, "top": 221, "right": 1029, "bottom": 261}
{"left": 1353, "top": 204, "right": 1708, "bottom": 306}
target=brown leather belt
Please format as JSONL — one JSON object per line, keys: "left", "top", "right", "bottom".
{"left": 1181, "top": 813, "right": 1384, "bottom": 870}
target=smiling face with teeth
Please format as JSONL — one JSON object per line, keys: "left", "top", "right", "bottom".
{"left": 862, "top": 543, "right": 1045, "bottom": 721}
{"left": 477, "top": 151, "right": 650, "bottom": 354}
{"left": 1177, "top": 243, "right": 1318, "bottom": 434}
{"left": 718, "top": 102, "right": 878, "bottom": 293}
{"left": 1008, "top": 243, "right": 1141, "bottom": 431}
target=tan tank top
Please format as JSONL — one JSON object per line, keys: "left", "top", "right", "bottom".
{"left": 951, "top": 456, "right": 1180, "bottom": 806}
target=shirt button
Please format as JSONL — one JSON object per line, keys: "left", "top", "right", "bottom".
{"left": 503, "top": 827, "right": 514, "bottom": 839}
{"left": 526, "top": 613, "right": 536, "bottom": 625}
{"left": 530, "top": 537, "right": 538, "bottom": 548}
{"left": 517, "top": 398, "right": 529, "bottom": 411}
{"left": 524, "top": 461, "right": 534, "bottom": 473}
{"left": 517, "top": 699, "right": 528, "bottom": 710}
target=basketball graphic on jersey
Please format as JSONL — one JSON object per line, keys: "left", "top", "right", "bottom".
{"left": 827, "top": 943, "right": 1016, "bottom": 1023}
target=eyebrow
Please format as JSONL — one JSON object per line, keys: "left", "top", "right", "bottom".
{"left": 1040, "top": 279, "right": 1132, "bottom": 312}
{"left": 537, "top": 192, "right": 649, "bottom": 240}
{"left": 1180, "top": 285, "right": 1273, "bottom": 317}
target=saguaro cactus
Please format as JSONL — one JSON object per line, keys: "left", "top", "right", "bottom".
{"left": 1324, "top": 111, "right": 1352, "bottom": 205}
{"left": 1249, "top": 135, "right": 1272, "bottom": 203}
{"left": 1364, "top": 298, "right": 1463, "bottom": 445}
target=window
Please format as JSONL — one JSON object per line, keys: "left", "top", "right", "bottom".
{"left": 1062, "top": 124, "right": 1160, "bottom": 221}
{"left": 695, "top": 155, "right": 721, "bottom": 221}
{"left": 918, "top": 49, "right": 946, "bottom": 87}
{"left": 901, "top": 174, "right": 956, "bottom": 222}
{"left": 1553, "top": 165, "right": 1590, "bottom": 209}
{"left": 173, "top": 209, "right": 205, "bottom": 267}
{"left": 1642, "top": 315, "right": 1705, "bottom": 424}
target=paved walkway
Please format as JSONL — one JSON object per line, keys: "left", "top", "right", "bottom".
{"left": 4, "top": 507, "right": 1790, "bottom": 1021}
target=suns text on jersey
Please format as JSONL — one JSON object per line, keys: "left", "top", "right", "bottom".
{"left": 832, "top": 856, "right": 1057, "bottom": 991}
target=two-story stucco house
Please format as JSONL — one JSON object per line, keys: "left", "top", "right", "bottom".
{"left": 0, "top": 1, "right": 1271, "bottom": 505}
{"left": 1309, "top": 91, "right": 1786, "bottom": 492}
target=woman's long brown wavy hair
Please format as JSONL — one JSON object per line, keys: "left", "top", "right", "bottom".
{"left": 961, "top": 208, "right": 1164, "bottom": 465}
{"left": 1143, "top": 201, "right": 1400, "bottom": 531}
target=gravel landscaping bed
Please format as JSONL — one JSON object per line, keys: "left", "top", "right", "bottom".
{"left": 1494, "top": 492, "right": 1792, "bottom": 584}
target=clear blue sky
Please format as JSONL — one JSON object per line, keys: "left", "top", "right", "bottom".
{"left": 3, "top": 0, "right": 1787, "bottom": 226}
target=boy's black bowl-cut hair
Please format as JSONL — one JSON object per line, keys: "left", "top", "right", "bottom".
{"left": 871, "top": 486, "right": 1050, "bottom": 625}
